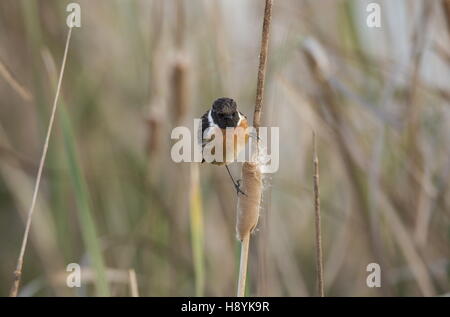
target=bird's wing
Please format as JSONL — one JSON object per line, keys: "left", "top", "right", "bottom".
{"left": 198, "top": 110, "right": 210, "bottom": 146}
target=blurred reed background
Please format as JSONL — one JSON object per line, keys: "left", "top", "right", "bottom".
{"left": 0, "top": 0, "right": 449, "bottom": 296}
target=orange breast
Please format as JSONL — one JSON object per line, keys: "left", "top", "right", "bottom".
{"left": 214, "top": 118, "right": 249, "bottom": 165}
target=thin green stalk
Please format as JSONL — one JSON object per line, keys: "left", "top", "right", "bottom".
{"left": 189, "top": 164, "right": 205, "bottom": 296}
{"left": 60, "top": 107, "right": 110, "bottom": 296}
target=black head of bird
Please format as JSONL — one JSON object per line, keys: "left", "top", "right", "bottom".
{"left": 211, "top": 97, "right": 242, "bottom": 129}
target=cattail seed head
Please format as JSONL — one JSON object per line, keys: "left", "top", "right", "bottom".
{"left": 145, "top": 106, "right": 163, "bottom": 156}
{"left": 170, "top": 55, "right": 190, "bottom": 125}
{"left": 236, "top": 162, "right": 262, "bottom": 241}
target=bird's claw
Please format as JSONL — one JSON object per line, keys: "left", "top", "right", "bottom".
{"left": 235, "top": 179, "right": 247, "bottom": 196}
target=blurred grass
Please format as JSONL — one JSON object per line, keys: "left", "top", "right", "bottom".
{"left": 60, "top": 107, "right": 110, "bottom": 296}
{"left": 42, "top": 41, "right": 110, "bottom": 296}
{"left": 0, "top": 0, "right": 449, "bottom": 297}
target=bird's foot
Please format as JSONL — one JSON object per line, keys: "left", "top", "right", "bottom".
{"left": 235, "top": 179, "right": 247, "bottom": 196}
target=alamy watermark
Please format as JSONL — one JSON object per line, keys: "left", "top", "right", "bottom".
{"left": 66, "top": 263, "right": 81, "bottom": 288}
{"left": 170, "top": 119, "right": 279, "bottom": 173}
{"left": 66, "top": 3, "right": 81, "bottom": 28}
{"left": 366, "top": 2, "right": 381, "bottom": 28}
{"left": 366, "top": 263, "right": 381, "bottom": 288}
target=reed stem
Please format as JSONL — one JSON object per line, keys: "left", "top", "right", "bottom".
{"left": 313, "top": 132, "right": 324, "bottom": 297}
{"left": 236, "top": 0, "right": 273, "bottom": 297}
{"left": 128, "top": 269, "right": 139, "bottom": 297}
{"left": 10, "top": 26, "right": 73, "bottom": 297}
{"left": 237, "top": 234, "right": 250, "bottom": 297}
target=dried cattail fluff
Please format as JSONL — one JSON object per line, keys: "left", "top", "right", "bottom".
{"left": 236, "top": 162, "right": 262, "bottom": 241}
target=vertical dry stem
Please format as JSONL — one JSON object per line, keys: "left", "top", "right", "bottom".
{"left": 313, "top": 133, "right": 324, "bottom": 297}
{"left": 128, "top": 269, "right": 139, "bottom": 297}
{"left": 10, "top": 26, "right": 73, "bottom": 297}
{"left": 237, "top": 234, "right": 250, "bottom": 297}
{"left": 253, "top": 0, "right": 273, "bottom": 135}
{"left": 236, "top": 0, "right": 273, "bottom": 297}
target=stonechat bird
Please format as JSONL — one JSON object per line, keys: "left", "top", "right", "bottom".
{"left": 199, "top": 97, "right": 250, "bottom": 195}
